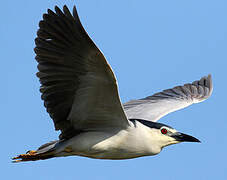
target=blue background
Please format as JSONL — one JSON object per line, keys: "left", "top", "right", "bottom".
{"left": 2, "top": 0, "right": 226, "bottom": 179}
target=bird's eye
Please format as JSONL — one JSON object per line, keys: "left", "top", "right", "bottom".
{"left": 161, "top": 128, "right": 168, "bottom": 134}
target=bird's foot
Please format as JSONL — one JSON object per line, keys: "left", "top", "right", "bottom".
{"left": 12, "top": 150, "right": 37, "bottom": 163}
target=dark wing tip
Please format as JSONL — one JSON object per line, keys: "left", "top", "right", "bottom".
{"left": 207, "top": 74, "right": 212, "bottom": 90}
{"left": 73, "top": 5, "right": 79, "bottom": 19}
{"left": 206, "top": 74, "right": 213, "bottom": 96}
{"left": 54, "top": 5, "right": 61, "bottom": 13}
{"left": 47, "top": 8, "right": 54, "bottom": 15}
{"left": 63, "top": 5, "right": 73, "bottom": 18}
{"left": 193, "top": 74, "right": 213, "bottom": 97}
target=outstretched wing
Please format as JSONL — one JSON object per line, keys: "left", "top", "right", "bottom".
{"left": 124, "top": 75, "right": 213, "bottom": 122}
{"left": 35, "top": 5, "right": 129, "bottom": 139}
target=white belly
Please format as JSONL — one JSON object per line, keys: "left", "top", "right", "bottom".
{"left": 56, "top": 124, "right": 161, "bottom": 159}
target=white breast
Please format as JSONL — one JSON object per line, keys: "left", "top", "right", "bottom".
{"left": 60, "top": 121, "right": 161, "bottom": 159}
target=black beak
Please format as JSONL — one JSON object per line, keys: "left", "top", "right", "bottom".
{"left": 172, "top": 132, "right": 201, "bottom": 143}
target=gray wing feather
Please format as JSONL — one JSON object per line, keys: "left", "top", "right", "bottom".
{"left": 123, "top": 75, "right": 213, "bottom": 122}
{"left": 35, "top": 5, "right": 129, "bottom": 139}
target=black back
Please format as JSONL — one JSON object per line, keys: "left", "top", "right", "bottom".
{"left": 129, "top": 119, "right": 172, "bottom": 129}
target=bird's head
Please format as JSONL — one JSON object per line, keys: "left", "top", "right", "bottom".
{"left": 135, "top": 119, "right": 200, "bottom": 152}
{"left": 150, "top": 125, "right": 200, "bottom": 149}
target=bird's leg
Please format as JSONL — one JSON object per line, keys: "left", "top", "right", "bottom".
{"left": 12, "top": 150, "right": 37, "bottom": 163}
{"left": 26, "top": 150, "right": 37, "bottom": 155}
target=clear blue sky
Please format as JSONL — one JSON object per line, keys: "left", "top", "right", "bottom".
{"left": 2, "top": 0, "right": 226, "bottom": 179}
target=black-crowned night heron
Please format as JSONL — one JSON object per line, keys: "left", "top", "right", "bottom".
{"left": 13, "top": 5, "right": 213, "bottom": 162}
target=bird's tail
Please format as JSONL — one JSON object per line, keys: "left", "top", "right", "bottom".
{"left": 12, "top": 140, "right": 59, "bottom": 163}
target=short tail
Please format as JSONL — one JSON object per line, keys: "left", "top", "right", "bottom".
{"left": 12, "top": 140, "right": 58, "bottom": 163}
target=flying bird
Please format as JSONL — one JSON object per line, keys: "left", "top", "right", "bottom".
{"left": 13, "top": 5, "right": 213, "bottom": 162}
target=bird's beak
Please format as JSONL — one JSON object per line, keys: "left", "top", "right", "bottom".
{"left": 172, "top": 132, "right": 201, "bottom": 143}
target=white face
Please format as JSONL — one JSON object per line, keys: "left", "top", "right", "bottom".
{"left": 150, "top": 126, "right": 181, "bottom": 149}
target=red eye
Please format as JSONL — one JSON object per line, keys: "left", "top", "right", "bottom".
{"left": 161, "top": 128, "right": 168, "bottom": 134}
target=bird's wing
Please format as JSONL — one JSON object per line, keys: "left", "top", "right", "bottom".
{"left": 35, "top": 5, "right": 129, "bottom": 139}
{"left": 123, "top": 75, "right": 212, "bottom": 122}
